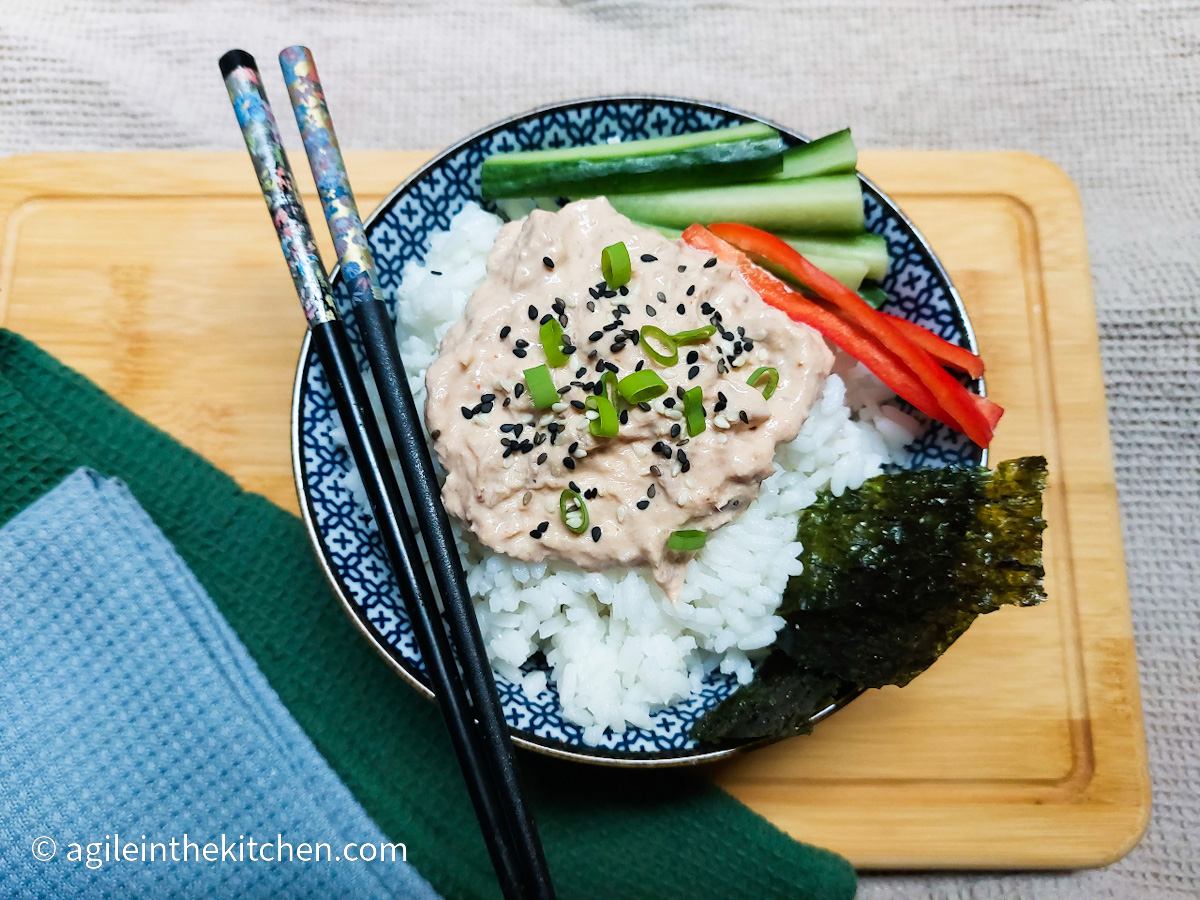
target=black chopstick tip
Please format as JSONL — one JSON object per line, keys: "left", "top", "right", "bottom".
{"left": 219, "top": 49, "right": 258, "bottom": 78}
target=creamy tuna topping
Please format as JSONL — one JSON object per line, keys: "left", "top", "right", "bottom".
{"left": 425, "top": 198, "right": 833, "bottom": 598}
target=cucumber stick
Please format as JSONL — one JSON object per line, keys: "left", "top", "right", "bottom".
{"left": 633, "top": 220, "right": 867, "bottom": 288}
{"left": 771, "top": 128, "right": 858, "bottom": 180}
{"left": 777, "top": 233, "right": 889, "bottom": 281}
{"left": 481, "top": 122, "right": 786, "bottom": 199}
{"left": 605, "top": 175, "right": 865, "bottom": 235}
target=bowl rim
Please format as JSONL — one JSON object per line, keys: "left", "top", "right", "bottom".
{"left": 290, "top": 93, "right": 986, "bottom": 767}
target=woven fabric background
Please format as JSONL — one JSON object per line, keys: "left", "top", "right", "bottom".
{"left": 1, "top": 1, "right": 1195, "bottom": 896}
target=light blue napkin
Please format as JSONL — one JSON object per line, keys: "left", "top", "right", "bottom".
{"left": 0, "top": 468, "right": 439, "bottom": 900}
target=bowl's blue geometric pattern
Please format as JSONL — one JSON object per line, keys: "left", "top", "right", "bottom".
{"left": 294, "top": 98, "right": 984, "bottom": 765}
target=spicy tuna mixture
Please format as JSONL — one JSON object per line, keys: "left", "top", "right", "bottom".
{"left": 424, "top": 198, "right": 833, "bottom": 598}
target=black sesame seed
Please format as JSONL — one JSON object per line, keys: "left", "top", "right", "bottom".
{"left": 500, "top": 423, "right": 515, "bottom": 433}
{"left": 543, "top": 256, "right": 554, "bottom": 269}
{"left": 561, "top": 343, "right": 577, "bottom": 355}
{"left": 589, "top": 330, "right": 603, "bottom": 342}
{"left": 686, "top": 350, "right": 699, "bottom": 365}
{"left": 686, "top": 285, "right": 696, "bottom": 297}
{"left": 513, "top": 348, "right": 527, "bottom": 358}
{"left": 537, "top": 452, "right": 548, "bottom": 464}
{"left": 647, "top": 484, "right": 657, "bottom": 498}
{"left": 688, "top": 365, "right": 700, "bottom": 380}
{"left": 480, "top": 401, "right": 494, "bottom": 413}
{"left": 636, "top": 500, "right": 649, "bottom": 510}
{"left": 499, "top": 325, "right": 512, "bottom": 339}
{"left": 678, "top": 450, "right": 691, "bottom": 473}
{"left": 564, "top": 457, "right": 576, "bottom": 470}
{"left": 515, "top": 339, "right": 529, "bottom": 348}
{"left": 480, "top": 393, "right": 496, "bottom": 403}
{"left": 430, "top": 270, "right": 443, "bottom": 276}
{"left": 461, "top": 406, "right": 474, "bottom": 419}
{"left": 603, "top": 321, "right": 619, "bottom": 332}
{"left": 557, "top": 385, "right": 571, "bottom": 395}
{"left": 539, "top": 521, "right": 550, "bottom": 532}
{"left": 704, "top": 256, "right": 717, "bottom": 268}
{"left": 586, "top": 300, "right": 596, "bottom": 312}
{"left": 576, "top": 366, "right": 587, "bottom": 378}
{"left": 676, "top": 304, "right": 686, "bottom": 314}
{"left": 638, "top": 402, "right": 651, "bottom": 412}
{"left": 739, "top": 410, "right": 750, "bottom": 424}
{"left": 540, "top": 313, "right": 553, "bottom": 325}
{"left": 528, "top": 305, "right": 538, "bottom": 320}
{"left": 589, "top": 287, "right": 600, "bottom": 300}
{"left": 640, "top": 253, "right": 657, "bottom": 262}
{"left": 744, "top": 339, "right": 754, "bottom": 351}
{"left": 618, "top": 303, "right": 631, "bottom": 315}
{"left": 585, "top": 488, "right": 598, "bottom": 499}
{"left": 604, "top": 362, "right": 619, "bottom": 374}
{"left": 634, "top": 359, "right": 645, "bottom": 371}
{"left": 670, "top": 423, "right": 681, "bottom": 438}
{"left": 701, "top": 302, "right": 714, "bottom": 315}
{"left": 503, "top": 396, "right": 512, "bottom": 407}
{"left": 570, "top": 400, "right": 586, "bottom": 410}
{"left": 677, "top": 265, "right": 687, "bottom": 273}
{"left": 503, "top": 445, "right": 515, "bottom": 458}
{"left": 591, "top": 526, "right": 601, "bottom": 542}
{"left": 593, "top": 381, "right": 604, "bottom": 396}
{"left": 595, "top": 360, "right": 606, "bottom": 373}
{"left": 568, "top": 442, "right": 579, "bottom": 454}
{"left": 587, "top": 349, "right": 598, "bottom": 360}
{"left": 530, "top": 529, "right": 542, "bottom": 539}
{"left": 534, "top": 432, "right": 546, "bottom": 445}
{"left": 618, "top": 285, "right": 628, "bottom": 296}
{"left": 663, "top": 397, "right": 676, "bottom": 408}
{"left": 722, "top": 330, "right": 735, "bottom": 341}
{"left": 514, "top": 382, "right": 525, "bottom": 398}
{"left": 645, "top": 305, "right": 657, "bottom": 317}
{"left": 619, "top": 410, "right": 629, "bottom": 425}
{"left": 430, "top": 430, "right": 441, "bottom": 440}
{"left": 519, "top": 440, "right": 533, "bottom": 452}
{"left": 650, "top": 465, "right": 662, "bottom": 477}
{"left": 657, "top": 291, "right": 667, "bottom": 303}
{"left": 568, "top": 479, "right": 580, "bottom": 492}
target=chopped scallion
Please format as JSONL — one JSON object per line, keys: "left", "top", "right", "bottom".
{"left": 682, "top": 385, "right": 705, "bottom": 436}
{"left": 667, "top": 529, "right": 707, "bottom": 552}
{"left": 747, "top": 366, "right": 779, "bottom": 400}
{"left": 640, "top": 325, "right": 678, "bottom": 367}
{"left": 585, "top": 395, "right": 619, "bottom": 437}
{"left": 601, "top": 241, "right": 632, "bottom": 288}
{"left": 616, "top": 369, "right": 668, "bottom": 404}
{"left": 671, "top": 325, "right": 717, "bottom": 345}
{"left": 540, "top": 318, "right": 568, "bottom": 367}
{"left": 559, "top": 488, "right": 590, "bottom": 534}
{"left": 524, "top": 364, "right": 559, "bottom": 408}
{"left": 602, "top": 369, "right": 619, "bottom": 408}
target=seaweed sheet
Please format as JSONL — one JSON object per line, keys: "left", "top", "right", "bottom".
{"left": 692, "top": 457, "right": 1048, "bottom": 744}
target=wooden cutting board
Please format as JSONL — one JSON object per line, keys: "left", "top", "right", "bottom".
{"left": 0, "top": 150, "right": 1149, "bottom": 870}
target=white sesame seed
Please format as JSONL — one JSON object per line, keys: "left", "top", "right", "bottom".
{"left": 584, "top": 410, "right": 599, "bottom": 420}
{"left": 631, "top": 443, "right": 649, "bottom": 458}
{"left": 475, "top": 414, "right": 491, "bottom": 427}
{"left": 714, "top": 414, "right": 730, "bottom": 429}
{"left": 664, "top": 408, "right": 683, "bottom": 420}
{"left": 671, "top": 461, "right": 683, "bottom": 477}
{"left": 551, "top": 402, "right": 567, "bottom": 413}
{"left": 616, "top": 505, "right": 626, "bottom": 523}
{"left": 716, "top": 433, "right": 728, "bottom": 444}
{"left": 732, "top": 355, "right": 748, "bottom": 368}
{"left": 684, "top": 475, "right": 696, "bottom": 490}
{"left": 544, "top": 497, "right": 558, "bottom": 513}
{"left": 677, "top": 490, "right": 690, "bottom": 506}
{"left": 538, "top": 413, "right": 554, "bottom": 426}
{"left": 575, "top": 419, "right": 588, "bottom": 430}
{"left": 565, "top": 296, "right": 577, "bottom": 308}
{"left": 503, "top": 456, "right": 515, "bottom": 468}
{"left": 573, "top": 447, "right": 587, "bottom": 458}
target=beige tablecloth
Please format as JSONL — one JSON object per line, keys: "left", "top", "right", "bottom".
{"left": 1, "top": 1, "right": 1195, "bottom": 896}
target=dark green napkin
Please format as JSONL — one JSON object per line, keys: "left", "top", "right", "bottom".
{"left": 0, "top": 329, "right": 855, "bottom": 900}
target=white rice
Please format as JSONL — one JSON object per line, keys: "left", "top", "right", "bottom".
{"left": 339, "top": 203, "right": 919, "bottom": 744}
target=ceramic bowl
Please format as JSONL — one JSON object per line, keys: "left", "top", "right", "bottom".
{"left": 292, "top": 96, "right": 984, "bottom": 766}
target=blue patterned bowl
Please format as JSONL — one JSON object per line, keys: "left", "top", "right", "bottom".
{"left": 291, "top": 97, "right": 984, "bottom": 767}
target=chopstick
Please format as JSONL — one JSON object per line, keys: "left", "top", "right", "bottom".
{"left": 219, "top": 49, "right": 550, "bottom": 900}
{"left": 274, "top": 45, "right": 554, "bottom": 900}
{"left": 276, "top": 45, "right": 555, "bottom": 900}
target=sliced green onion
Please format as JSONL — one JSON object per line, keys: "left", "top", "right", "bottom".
{"left": 617, "top": 369, "right": 668, "bottom": 404}
{"left": 601, "top": 241, "right": 631, "bottom": 288}
{"left": 602, "top": 369, "right": 619, "bottom": 408}
{"left": 858, "top": 284, "right": 890, "bottom": 309}
{"left": 747, "top": 366, "right": 780, "bottom": 400}
{"left": 523, "top": 364, "right": 559, "bottom": 408}
{"left": 585, "top": 395, "right": 619, "bottom": 437}
{"left": 667, "top": 529, "right": 707, "bottom": 552}
{"left": 671, "top": 325, "right": 717, "bottom": 345}
{"left": 682, "top": 385, "right": 705, "bottom": 437}
{"left": 540, "top": 318, "right": 568, "bottom": 367}
{"left": 559, "top": 488, "right": 590, "bottom": 534}
{"left": 640, "top": 325, "right": 678, "bottom": 367}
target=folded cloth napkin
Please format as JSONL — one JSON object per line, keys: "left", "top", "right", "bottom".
{"left": 0, "top": 329, "right": 856, "bottom": 900}
{"left": 0, "top": 468, "right": 439, "bottom": 900}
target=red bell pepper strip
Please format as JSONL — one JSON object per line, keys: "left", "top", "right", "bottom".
{"left": 881, "top": 312, "right": 985, "bottom": 379}
{"left": 706, "top": 222, "right": 996, "bottom": 448}
{"left": 681, "top": 225, "right": 962, "bottom": 431}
